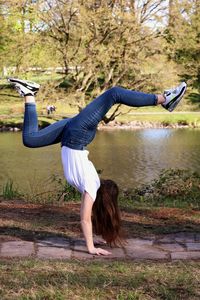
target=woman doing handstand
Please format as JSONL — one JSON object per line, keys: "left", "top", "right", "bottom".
{"left": 8, "top": 78, "right": 187, "bottom": 255}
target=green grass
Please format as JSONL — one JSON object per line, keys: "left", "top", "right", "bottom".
{"left": 0, "top": 78, "right": 78, "bottom": 124}
{"left": 118, "top": 112, "right": 200, "bottom": 127}
{"left": 1, "top": 107, "right": 200, "bottom": 129}
{"left": 2, "top": 179, "right": 21, "bottom": 200}
{"left": 0, "top": 259, "right": 199, "bottom": 299}
{"left": 1, "top": 76, "right": 200, "bottom": 129}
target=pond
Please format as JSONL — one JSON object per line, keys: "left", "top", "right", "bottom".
{"left": 0, "top": 128, "right": 200, "bottom": 193}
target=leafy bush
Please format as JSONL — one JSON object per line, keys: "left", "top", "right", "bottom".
{"left": 50, "top": 174, "right": 80, "bottom": 202}
{"left": 122, "top": 169, "right": 200, "bottom": 208}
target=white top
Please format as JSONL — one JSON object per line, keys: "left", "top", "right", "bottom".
{"left": 61, "top": 146, "right": 100, "bottom": 201}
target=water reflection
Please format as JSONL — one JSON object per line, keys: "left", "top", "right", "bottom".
{"left": 89, "top": 128, "right": 200, "bottom": 188}
{"left": 0, "top": 128, "right": 200, "bottom": 191}
{"left": 141, "top": 128, "right": 172, "bottom": 140}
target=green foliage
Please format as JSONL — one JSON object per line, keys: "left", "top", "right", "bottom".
{"left": 0, "top": 0, "right": 58, "bottom": 74}
{"left": 122, "top": 169, "right": 200, "bottom": 208}
{"left": 50, "top": 174, "right": 80, "bottom": 203}
{"left": 164, "top": 0, "right": 200, "bottom": 92}
{"left": 2, "top": 179, "right": 21, "bottom": 199}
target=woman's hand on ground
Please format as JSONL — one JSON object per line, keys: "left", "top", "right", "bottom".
{"left": 89, "top": 247, "right": 112, "bottom": 256}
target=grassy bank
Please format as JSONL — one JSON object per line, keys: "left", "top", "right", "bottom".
{"left": 0, "top": 259, "right": 200, "bottom": 299}
{"left": 0, "top": 78, "right": 200, "bottom": 129}
{"left": 117, "top": 112, "right": 200, "bottom": 128}
{"left": 2, "top": 114, "right": 200, "bottom": 131}
{"left": 1, "top": 110, "right": 200, "bottom": 130}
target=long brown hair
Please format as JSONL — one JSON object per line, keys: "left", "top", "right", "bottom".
{"left": 92, "top": 179, "right": 123, "bottom": 246}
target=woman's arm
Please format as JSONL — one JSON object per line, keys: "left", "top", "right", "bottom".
{"left": 80, "top": 192, "right": 111, "bottom": 256}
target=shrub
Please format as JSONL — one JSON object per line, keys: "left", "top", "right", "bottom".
{"left": 122, "top": 169, "right": 200, "bottom": 208}
{"left": 51, "top": 174, "right": 80, "bottom": 202}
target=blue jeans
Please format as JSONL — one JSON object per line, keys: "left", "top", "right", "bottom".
{"left": 23, "top": 86, "right": 157, "bottom": 149}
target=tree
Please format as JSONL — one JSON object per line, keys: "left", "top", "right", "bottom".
{"left": 164, "top": 0, "right": 200, "bottom": 92}
{"left": 0, "top": 0, "right": 57, "bottom": 75}
{"left": 2, "top": 0, "right": 192, "bottom": 119}
{"left": 37, "top": 0, "right": 169, "bottom": 121}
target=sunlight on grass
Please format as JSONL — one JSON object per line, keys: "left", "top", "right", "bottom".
{"left": 1, "top": 78, "right": 200, "bottom": 129}
{"left": 0, "top": 260, "right": 199, "bottom": 299}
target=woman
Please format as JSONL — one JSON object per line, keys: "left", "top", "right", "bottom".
{"left": 8, "top": 78, "right": 187, "bottom": 255}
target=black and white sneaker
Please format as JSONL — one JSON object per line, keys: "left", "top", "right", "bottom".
{"left": 162, "top": 82, "right": 187, "bottom": 112}
{"left": 8, "top": 78, "right": 40, "bottom": 97}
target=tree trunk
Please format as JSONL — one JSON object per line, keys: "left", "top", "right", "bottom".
{"left": 168, "top": 0, "right": 176, "bottom": 28}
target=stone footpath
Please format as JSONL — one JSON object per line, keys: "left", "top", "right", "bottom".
{"left": 0, "top": 232, "right": 200, "bottom": 260}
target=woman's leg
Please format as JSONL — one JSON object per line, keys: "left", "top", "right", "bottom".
{"left": 71, "top": 81, "right": 187, "bottom": 130}
{"left": 23, "top": 96, "right": 69, "bottom": 148}
{"left": 71, "top": 87, "right": 162, "bottom": 130}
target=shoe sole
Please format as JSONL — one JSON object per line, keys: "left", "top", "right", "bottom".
{"left": 166, "top": 83, "right": 187, "bottom": 112}
{"left": 8, "top": 78, "right": 40, "bottom": 90}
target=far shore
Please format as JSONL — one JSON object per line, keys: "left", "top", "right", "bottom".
{"left": 0, "top": 119, "right": 199, "bottom": 133}
{"left": 98, "top": 120, "right": 197, "bottom": 129}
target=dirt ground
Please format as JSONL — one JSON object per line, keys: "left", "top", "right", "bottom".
{"left": 0, "top": 198, "right": 200, "bottom": 243}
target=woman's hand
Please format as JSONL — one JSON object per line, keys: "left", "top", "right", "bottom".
{"left": 81, "top": 192, "right": 112, "bottom": 256}
{"left": 88, "top": 247, "right": 112, "bottom": 256}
